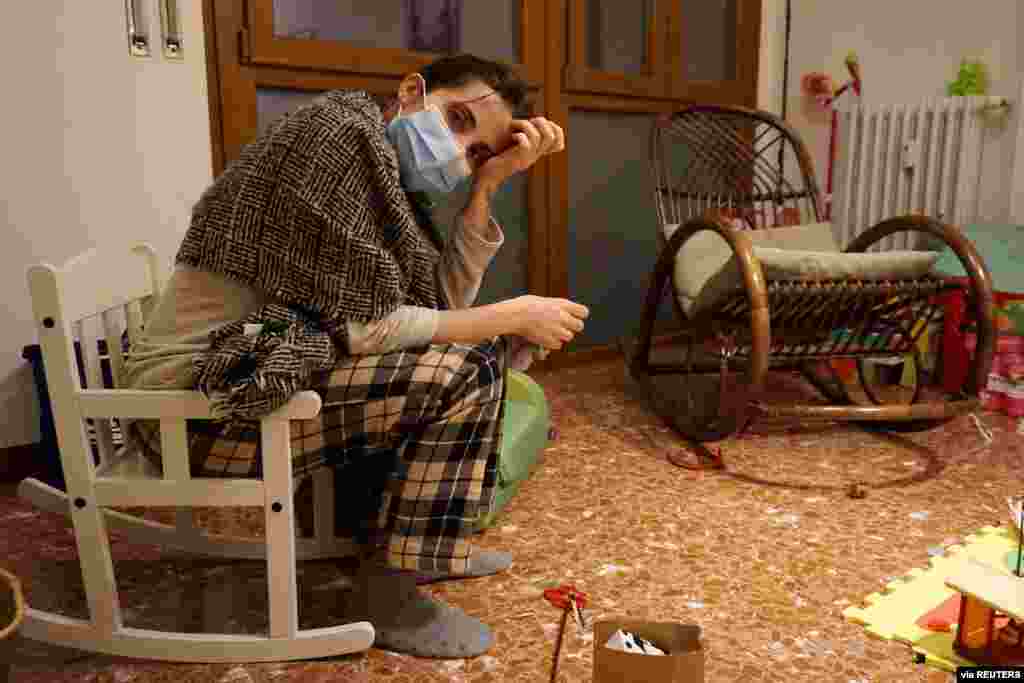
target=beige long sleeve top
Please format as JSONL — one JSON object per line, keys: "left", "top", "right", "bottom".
{"left": 121, "top": 215, "right": 505, "bottom": 392}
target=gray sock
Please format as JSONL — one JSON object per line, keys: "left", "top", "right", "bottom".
{"left": 342, "top": 563, "right": 494, "bottom": 658}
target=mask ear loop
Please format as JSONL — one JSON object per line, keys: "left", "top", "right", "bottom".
{"left": 394, "top": 73, "right": 427, "bottom": 119}
{"left": 417, "top": 73, "right": 429, "bottom": 111}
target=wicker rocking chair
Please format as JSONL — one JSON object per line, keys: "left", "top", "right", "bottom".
{"left": 625, "top": 104, "right": 996, "bottom": 443}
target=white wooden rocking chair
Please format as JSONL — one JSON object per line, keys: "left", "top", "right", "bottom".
{"left": 17, "top": 242, "right": 375, "bottom": 662}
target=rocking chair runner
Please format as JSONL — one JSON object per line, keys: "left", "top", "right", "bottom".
{"left": 626, "top": 104, "right": 997, "bottom": 442}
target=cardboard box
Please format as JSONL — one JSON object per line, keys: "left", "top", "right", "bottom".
{"left": 593, "top": 619, "right": 704, "bottom": 682}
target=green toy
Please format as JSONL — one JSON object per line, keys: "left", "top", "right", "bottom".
{"left": 999, "top": 302, "right": 1024, "bottom": 337}
{"left": 947, "top": 58, "right": 988, "bottom": 97}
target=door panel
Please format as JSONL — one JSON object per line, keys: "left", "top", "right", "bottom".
{"left": 246, "top": 0, "right": 542, "bottom": 84}
{"left": 678, "top": 0, "right": 737, "bottom": 82}
{"left": 566, "top": 109, "right": 678, "bottom": 349}
{"left": 564, "top": 0, "right": 669, "bottom": 97}
{"left": 669, "top": 0, "right": 760, "bottom": 106}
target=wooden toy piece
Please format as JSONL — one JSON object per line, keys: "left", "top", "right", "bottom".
{"left": 944, "top": 559, "right": 1024, "bottom": 666}
{"left": 915, "top": 593, "right": 1010, "bottom": 634}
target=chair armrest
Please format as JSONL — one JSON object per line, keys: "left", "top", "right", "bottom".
{"left": 657, "top": 213, "right": 770, "bottom": 317}
{"left": 632, "top": 213, "right": 771, "bottom": 384}
{"left": 77, "top": 389, "right": 323, "bottom": 421}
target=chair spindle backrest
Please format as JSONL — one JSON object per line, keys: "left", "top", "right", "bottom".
{"left": 27, "top": 244, "right": 165, "bottom": 471}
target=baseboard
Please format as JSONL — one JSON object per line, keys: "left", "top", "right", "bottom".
{"left": 0, "top": 442, "right": 46, "bottom": 483}
{"left": 551, "top": 329, "right": 687, "bottom": 370}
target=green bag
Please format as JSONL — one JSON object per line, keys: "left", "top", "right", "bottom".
{"left": 476, "top": 369, "right": 551, "bottom": 530}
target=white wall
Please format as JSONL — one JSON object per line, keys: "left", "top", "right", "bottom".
{"left": 1013, "top": 74, "right": 1024, "bottom": 224}
{"left": 758, "top": 0, "right": 1022, "bottom": 224}
{"left": 0, "top": 1, "right": 212, "bottom": 448}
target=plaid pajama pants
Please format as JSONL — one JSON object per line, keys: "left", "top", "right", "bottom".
{"left": 130, "top": 337, "right": 508, "bottom": 573}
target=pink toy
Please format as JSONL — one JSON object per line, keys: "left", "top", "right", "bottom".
{"left": 801, "top": 53, "right": 864, "bottom": 220}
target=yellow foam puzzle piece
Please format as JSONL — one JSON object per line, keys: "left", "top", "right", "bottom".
{"left": 842, "top": 526, "right": 1019, "bottom": 672}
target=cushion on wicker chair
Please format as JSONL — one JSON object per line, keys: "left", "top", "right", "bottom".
{"left": 663, "top": 222, "right": 940, "bottom": 315}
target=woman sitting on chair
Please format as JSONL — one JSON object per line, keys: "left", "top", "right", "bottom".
{"left": 119, "top": 53, "right": 588, "bottom": 658}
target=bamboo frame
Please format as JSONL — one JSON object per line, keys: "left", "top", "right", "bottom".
{"left": 0, "top": 568, "right": 25, "bottom": 641}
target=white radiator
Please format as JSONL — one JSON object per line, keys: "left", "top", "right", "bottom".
{"left": 832, "top": 95, "right": 1009, "bottom": 251}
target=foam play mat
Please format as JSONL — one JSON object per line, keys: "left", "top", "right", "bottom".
{"left": 843, "top": 525, "right": 1022, "bottom": 672}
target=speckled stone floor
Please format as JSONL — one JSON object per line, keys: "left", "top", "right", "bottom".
{"left": 2, "top": 359, "right": 1022, "bottom": 682}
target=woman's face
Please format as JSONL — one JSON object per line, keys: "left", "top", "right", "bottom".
{"left": 388, "top": 74, "right": 515, "bottom": 173}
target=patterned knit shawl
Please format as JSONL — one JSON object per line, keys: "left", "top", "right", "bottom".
{"left": 177, "top": 90, "right": 443, "bottom": 420}
{"left": 177, "top": 90, "right": 442, "bottom": 341}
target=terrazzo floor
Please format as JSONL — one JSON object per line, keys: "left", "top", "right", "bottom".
{"left": 2, "top": 358, "right": 1023, "bottom": 682}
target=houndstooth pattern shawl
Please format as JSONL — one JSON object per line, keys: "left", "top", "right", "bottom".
{"left": 177, "top": 90, "right": 442, "bottom": 343}
{"left": 178, "top": 90, "right": 443, "bottom": 420}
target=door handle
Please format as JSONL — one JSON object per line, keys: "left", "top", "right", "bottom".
{"left": 125, "top": 0, "right": 151, "bottom": 57}
{"left": 159, "top": 0, "right": 184, "bottom": 60}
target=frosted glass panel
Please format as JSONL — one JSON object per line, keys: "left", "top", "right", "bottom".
{"left": 568, "top": 110, "right": 678, "bottom": 348}
{"left": 680, "top": 0, "right": 737, "bottom": 81}
{"left": 256, "top": 88, "right": 392, "bottom": 136}
{"left": 256, "top": 88, "right": 321, "bottom": 135}
{"left": 586, "top": 0, "right": 652, "bottom": 74}
{"left": 272, "top": 0, "right": 521, "bottom": 64}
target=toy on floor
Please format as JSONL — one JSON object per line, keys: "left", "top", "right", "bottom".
{"left": 844, "top": 525, "right": 1022, "bottom": 671}
{"left": 801, "top": 51, "right": 864, "bottom": 220}
{"left": 936, "top": 499, "right": 1024, "bottom": 664}
{"left": 944, "top": 559, "right": 1024, "bottom": 665}
{"left": 912, "top": 499, "right": 1024, "bottom": 666}
{"left": 544, "top": 584, "right": 589, "bottom": 683}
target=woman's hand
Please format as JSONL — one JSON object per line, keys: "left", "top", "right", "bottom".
{"left": 507, "top": 295, "right": 589, "bottom": 351}
{"left": 476, "top": 117, "right": 565, "bottom": 190}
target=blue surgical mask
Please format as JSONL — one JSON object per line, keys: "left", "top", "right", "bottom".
{"left": 386, "top": 75, "right": 472, "bottom": 195}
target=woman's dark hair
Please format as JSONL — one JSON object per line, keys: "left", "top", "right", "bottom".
{"left": 420, "top": 53, "right": 532, "bottom": 116}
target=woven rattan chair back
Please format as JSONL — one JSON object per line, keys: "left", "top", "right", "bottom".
{"left": 651, "top": 104, "right": 823, "bottom": 234}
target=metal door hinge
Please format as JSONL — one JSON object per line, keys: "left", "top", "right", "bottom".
{"left": 125, "top": 0, "right": 151, "bottom": 58}
{"left": 159, "top": 0, "right": 184, "bottom": 60}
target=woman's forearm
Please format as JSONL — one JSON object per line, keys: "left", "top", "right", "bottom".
{"left": 432, "top": 300, "right": 520, "bottom": 345}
